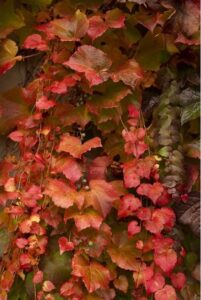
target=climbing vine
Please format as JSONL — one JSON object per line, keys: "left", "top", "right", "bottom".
{"left": 0, "top": 0, "right": 199, "bottom": 299}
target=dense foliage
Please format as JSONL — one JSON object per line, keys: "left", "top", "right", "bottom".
{"left": 0, "top": 0, "right": 200, "bottom": 299}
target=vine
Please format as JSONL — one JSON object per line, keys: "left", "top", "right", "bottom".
{"left": 0, "top": 0, "right": 199, "bottom": 299}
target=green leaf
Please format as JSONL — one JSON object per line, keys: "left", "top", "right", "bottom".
{"left": 0, "top": 0, "right": 24, "bottom": 38}
{"left": 39, "top": 237, "right": 72, "bottom": 286}
{"left": 158, "top": 146, "right": 169, "bottom": 158}
{"left": 9, "top": 276, "right": 29, "bottom": 300}
{"left": 185, "top": 252, "right": 198, "bottom": 271}
{"left": 135, "top": 32, "right": 169, "bottom": 71}
{"left": 181, "top": 102, "right": 200, "bottom": 125}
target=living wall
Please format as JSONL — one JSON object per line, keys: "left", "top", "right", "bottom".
{"left": 0, "top": 0, "right": 200, "bottom": 299}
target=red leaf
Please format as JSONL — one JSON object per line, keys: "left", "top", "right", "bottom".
{"left": 9, "top": 130, "right": 24, "bottom": 142}
{"left": 105, "top": 8, "right": 125, "bottom": 29}
{"left": 154, "top": 285, "right": 177, "bottom": 300}
{"left": 170, "top": 272, "right": 186, "bottom": 290}
{"left": 36, "top": 96, "right": 56, "bottom": 110}
{"left": 88, "top": 16, "right": 107, "bottom": 40}
{"left": 23, "top": 34, "right": 48, "bottom": 51}
{"left": 44, "top": 179, "right": 84, "bottom": 209}
{"left": 57, "top": 134, "right": 102, "bottom": 159}
{"left": 133, "top": 264, "right": 153, "bottom": 288}
{"left": 107, "top": 231, "right": 141, "bottom": 271}
{"left": 145, "top": 272, "right": 165, "bottom": 294}
{"left": 122, "top": 128, "right": 148, "bottom": 158}
{"left": 85, "top": 180, "right": 120, "bottom": 217}
{"left": 123, "top": 157, "right": 155, "bottom": 188}
{"left": 72, "top": 253, "right": 111, "bottom": 292}
{"left": 128, "top": 104, "right": 140, "bottom": 119}
{"left": 37, "top": 10, "right": 88, "bottom": 41}
{"left": 137, "top": 182, "right": 164, "bottom": 204}
{"left": 137, "top": 207, "right": 152, "bottom": 221}
{"left": 0, "top": 271, "right": 14, "bottom": 291}
{"left": 58, "top": 237, "right": 74, "bottom": 254}
{"left": 64, "top": 45, "right": 112, "bottom": 86}
{"left": 60, "top": 280, "right": 83, "bottom": 298}
{"left": 87, "top": 156, "right": 111, "bottom": 180}
{"left": 113, "top": 275, "right": 128, "bottom": 293}
{"left": 46, "top": 75, "right": 79, "bottom": 94}
{"left": 128, "top": 221, "right": 141, "bottom": 236}
{"left": 21, "top": 185, "right": 42, "bottom": 207}
{"left": 43, "top": 281, "right": 55, "bottom": 292}
{"left": 15, "top": 238, "right": 28, "bottom": 249}
{"left": 144, "top": 208, "right": 175, "bottom": 234}
{"left": 64, "top": 207, "right": 103, "bottom": 231}
{"left": 111, "top": 59, "right": 144, "bottom": 89}
{"left": 33, "top": 271, "right": 43, "bottom": 284}
{"left": 154, "top": 248, "right": 177, "bottom": 273}
{"left": 77, "top": 223, "right": 111, "bottom": 258}
{"left": 53, "top": 156, "right": 82, "bottom": 183}
{"left": 118, "top": 194, "right": 142, "bottom": 218}
{"left": 20, "top": 253, "right": 32, "bottom": 270}
{"left": 4, "top": 177, "right": 16, "bottom": 192}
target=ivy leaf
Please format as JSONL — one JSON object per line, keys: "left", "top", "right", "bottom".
{"left": 145, "top": 272, "right": 165, "bottom": 293}
{"left": 58, "top": 237, "right": 74, "bottom": 254}
{"left": 107, "top": 231, "right": 141, "bottom": 271}
{"left": 87, "top": 156, "right": 111, "bottom": 180}
{"left": 170, "top": 272, "right": 186, "bottom": 290}
{"left": 181, "top": 101, "right": 200, "bottom": 125}
{"left": 144, "top": 208, "right": 175, "bottom": 234}
{"left": 128, "top": 221, "right": 141, "bottom": 236}
{"left": 33, "top": 271, "right": 43, "bottom": 284}
{"left": 105, "top": 8, "right": 125, "bottom": 29}
{"left": 64, "top": 45, "right": 112, "bottom": 86}
{"left": 36, "top": 96, "right": 56, "bottom": 110}
{"left": 118, "top": 194, "right": 142, "bottom": 218}
{"left": 57, "top": 134, "right": 102, "bottom": 159}
{"left": 43, "top": 280, "right": 56, "bottom": 292}
{"left": 60, "top": 279, "right": 83, "bottom": 298}
{"left": 46, "top": 75, "right": 80, "bottom": 94}
{"left": 0, "top": 88, "right": 30, "bottom": 134}
{"left": 87, "top": 16, "right": 107, "bottom": 40}
{"left": 21, "top": 185, "right": 42, "bottom": 208}
{"left": 111, "top": 59, "right": 144, "bottom": 89}
{"left": 23, "top": 34, "right": 49, "bottom": 51}
{"left": 72, "top": 253, "right": 111, "bottom": 292}
{"left": 44, "top": 179, "right": 84, "bottom": 209}
{"left": 37, "top": 10, "right": 88, "bottom": 41}
{"left": 122, "top": 128, "right": 148, "bottom": 158}
{"left": 53, "top": 156, "right": 82, "bottom": 184}
{"left": 0, "top": 39, "right": 22, "bottom": 75}
{"left": 154, "top": 248, "right": 177, "bottom": 273}
{"left": 0, "top": 270, "right": 14, "bottom": 292}
{"left": 154, "top": 285, "right": 177, "bottom": 300}
{"left": 113, "top": 275, "right": 128, "bottom": 293}
{"left": 85, "top": 180, "right": 121, "bottom": 218}
{"left": 137, "top": 182, "right": 164, "bottom": 204}
{"left": 133, "top": 264, "right": 153, "bottom": 288}
{"left": 0, "top": 0, "right": 24, "bottom": 39}
{"left": 77, "top": 223, "right": 112, "bottom": 258}
{"left": 153, "top": 237, "right": 177, "bottom": 273}
{"left": 87, "top": 82, "right": 131, "bottom": 114}
{"left": 64, "top": 207, "right": 103, "bottom": 231}
{"left": 136, "top": 32, "right": 168, "bottom": 71}
{"left": 123, "top": 157, "right": 155, "bottom": 188}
